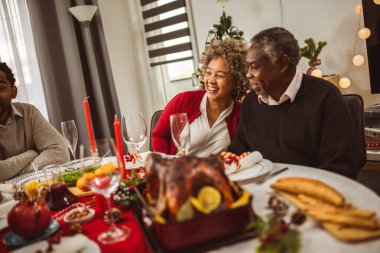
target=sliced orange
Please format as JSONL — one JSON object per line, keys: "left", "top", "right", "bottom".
{"left": 83, "top": 172, "right": 96, "bottom": 181}
{"left": 191, "top": 186, "right": 222, "bottom": 214}
{"left": 94, "top": 164, "right": 116, "bottom": 177}
{"left": 76, "top": 177, "right": 90, "bottom": 191}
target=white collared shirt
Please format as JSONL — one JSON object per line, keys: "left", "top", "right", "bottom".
{"left": 258, "top": 68, "right": 303, "bottom": 105}
{"left": 182, "top": 93, "right": 233, "bottom": 157}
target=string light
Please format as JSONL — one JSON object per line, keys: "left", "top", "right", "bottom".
{"left": 339, "top": 77, "right": 351, "bottom": 89}
{"left": 374, "top": 0, "right": 380, "bottom": 5}
{"left": 311, "top": 69, "right": 323, "bottom": 78}
{"left": 355, "top": 3, "right": 363, "bottom": 15}
{"left": 353, "top": 55, "right": 365, "bottom": 66}
{"left": 352, "top": 3, "right": 369, "bottom": 71}
{"left": 358, "top": 27, "right": 371, "bottom": 39}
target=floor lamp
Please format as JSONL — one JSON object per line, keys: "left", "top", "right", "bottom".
{"left": 69, "top": 5, "right": 111, "bottom": 139}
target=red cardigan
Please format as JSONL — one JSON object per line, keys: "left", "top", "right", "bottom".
{"left": 152, "top": 89, "right": 241, "bottom": 155}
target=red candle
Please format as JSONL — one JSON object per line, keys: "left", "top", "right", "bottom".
{"left": 83, "top": 97, "right": 96, "bottom": 154}
{"left": 113, "top": 115, "right": 126, "bottom": 178}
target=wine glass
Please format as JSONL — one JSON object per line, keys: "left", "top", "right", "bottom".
{"left": 170, "top": 113, "right": 190, "bottom": 155}
{"left": 82, "top": 139, "right": 130, "bottom": 244}
{"left": 61, "top": 120, "right": 78, "bottom": 161}
{"left": 121, "top": 114, "right": 147, "bottom": 177}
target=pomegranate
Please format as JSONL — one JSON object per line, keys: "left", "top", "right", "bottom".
{"left": 7, "top": 196, "right": 52, "bottom": 239}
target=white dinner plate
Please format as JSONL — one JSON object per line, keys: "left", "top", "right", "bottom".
{"left": 228, "top": 159, "right": 273, "bottom": 182}
{"left": 11, "top": 235, "right": 101, "bottom": 253}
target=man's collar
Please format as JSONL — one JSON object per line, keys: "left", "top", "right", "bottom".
{"left": 0, "top": 103, "right": 23, "bottom": 128}
{"left": 258, "top": 68, "right": 302, "bottom": 105}
{"left": 11, "top": 103, "right": 23, "bottom": 118}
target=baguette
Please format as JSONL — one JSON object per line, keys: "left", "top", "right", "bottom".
{"left": 271, "top": 177, "right": 345, "bottom": 206}
{"left": 323, "top": 222, "right": 380, "bottom": 242}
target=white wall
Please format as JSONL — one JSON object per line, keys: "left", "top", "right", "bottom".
{"left": 97, "top": 0, "right": 165, "bottom": 151}
{"left": 190, "top": 0, "right": 380, "bottom": 107}
{"left": 98, "top": 0, "right": 380, "bottom": 118}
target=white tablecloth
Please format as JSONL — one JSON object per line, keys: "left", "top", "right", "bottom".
{"left": 209, "top": 163, "right": 380, "bottom": 253}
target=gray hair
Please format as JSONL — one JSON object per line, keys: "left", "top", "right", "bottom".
{"left": 250, "top": 27, "right": 300, "bottom": 70}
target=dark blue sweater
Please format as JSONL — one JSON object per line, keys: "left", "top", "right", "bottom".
{"left": 228, "top": 74, "right": 359, "bottom": 179}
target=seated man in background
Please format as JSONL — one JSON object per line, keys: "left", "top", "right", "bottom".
{"left": 228, "top": 27, "right": 359, "bottom": 179}
{"left": 0, "top": 62, "right": 69, "bottom": 181}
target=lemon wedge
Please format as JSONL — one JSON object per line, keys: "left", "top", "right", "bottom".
{"left": 176, "top": 199, "right": 194, "bottom": 222}
{"left": 154, "top": 215, "right": 166, "bottom": 224}
{"left": 192, "top": 186, "right": 222, "bottom": 213}
{"left": 190, "top": 197, "right": 209, "bottom": 214}
{"left": 230, "top": 191, "right": 251, "bottom": 208}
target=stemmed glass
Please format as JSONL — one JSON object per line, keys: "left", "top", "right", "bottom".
{"left": 121, "top": 114, "right": 147, "bottom": 176}
{"left": 170, "top": 113, "right": 190, "bottom": 155}
{"left": 61, "top": 120, "right": 78, "bottom": 161}
{"left": 82, "top": 139, "right": 130, "bottom": 244}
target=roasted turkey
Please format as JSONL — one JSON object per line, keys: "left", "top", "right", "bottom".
{"left": 145, "top": 153, "right": 243, "bottom": 222}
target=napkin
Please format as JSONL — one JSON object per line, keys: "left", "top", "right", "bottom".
{"left": 12, "top": 234, "right": 89, "bottom": 253}
{"left": 0, "top": 199, "right": 17, "bottom": 230}
{"left": 226, "top": 151, "right": 263, "bottom": 175}
{"left": 239, "top": 151, "right": 263, "bottom": 170}
{"left": 0, "top": 184, "right": 13, "bottom": 194}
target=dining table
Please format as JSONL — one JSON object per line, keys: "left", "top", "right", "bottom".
{"left": 0, "top": 162, "right": 379, "bottom": 253}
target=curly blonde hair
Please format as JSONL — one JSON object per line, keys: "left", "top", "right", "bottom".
{"left": 199, "top": 39, "right": 249, "bottom": 101}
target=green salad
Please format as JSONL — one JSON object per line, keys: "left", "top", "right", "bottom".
{"left": 63, "top": 165, "right": 98, "bottom": 187}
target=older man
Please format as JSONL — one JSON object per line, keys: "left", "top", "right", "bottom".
{"left": 228, "top": 27, "right": 359, "bottom": 179}
{"left": 0, "top": 62, "right": 69, "bottom": 181}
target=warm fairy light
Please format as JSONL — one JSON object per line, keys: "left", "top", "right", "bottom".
{"left": 311, "top": 69, "right": 323, "bottom": 78}
{"left": 358, "top": 28, "right": 371, "bottom": 39}
{"left": 374, "top": 0, "right": 380, "bottom": 5}
{"left": 355, "top": 3, "right": 363, "bottom": 15}
{"left": 339, "top": 77, "right": 351, "bottom": 88}
{"left": 353, "top": 55, "right": 365, "bottom": 66}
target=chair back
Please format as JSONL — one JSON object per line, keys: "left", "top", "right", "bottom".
{"left": 343, "top": 94, "right": 366, "bottom": 169}
{"left": 149, "top": 110, "right": 163, "bottom": 151}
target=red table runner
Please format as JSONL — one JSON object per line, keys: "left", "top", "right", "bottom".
{"left": 0, "top": 196, "right": 151, "bottom": 253}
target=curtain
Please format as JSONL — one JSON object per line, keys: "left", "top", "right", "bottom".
{"left": 0, "top": 0, "right": 48, "bottom": 119}
{"left": 26, "top": 0, "right": 121, "bottom": 150}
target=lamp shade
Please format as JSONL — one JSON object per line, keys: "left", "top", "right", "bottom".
{"left": 69, "top": 5, "right": 97, "bottom": 22}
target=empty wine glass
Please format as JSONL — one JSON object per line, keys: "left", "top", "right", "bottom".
{"left": 61, "top": 120, "right": 78, "bottom": 161}
{"left": 82, "top": 139, "right": 130, "bottom": 244}
{"left": 170, "top": 113, "right": 190, "bottom": 155}
{"left": 121, "top": 114, "right": 147, "bottom": 153}
{"left": 121, "top": 114, "right": 147, "bottom": 177}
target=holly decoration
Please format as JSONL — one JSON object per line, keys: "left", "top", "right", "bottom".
{"left": 114, "top": 171, "right": 144, "bottom": 209}
{"left": 245, "top": 195, "right": 303, "bottom": 253}
{"left": 247, "top": 217, "right": 301, "bottom": 253}
{"left": 300, "top": 38, "right": 327, "bottom": 75}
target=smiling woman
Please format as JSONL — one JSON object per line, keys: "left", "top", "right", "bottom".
{"left": 151, "top": 38, "right": 249, "bottom": 156}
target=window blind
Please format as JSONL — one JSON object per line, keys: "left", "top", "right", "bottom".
{"left": 140, "top": 0, "right": 194, "bottom": 66}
